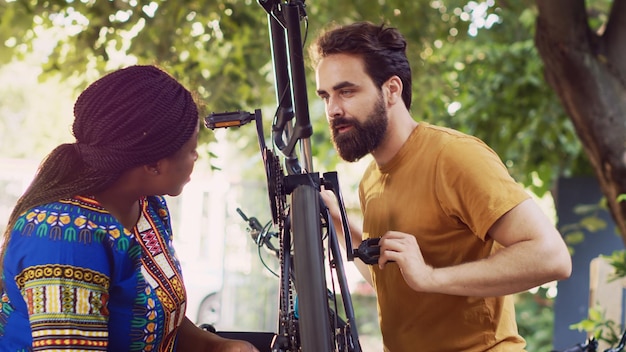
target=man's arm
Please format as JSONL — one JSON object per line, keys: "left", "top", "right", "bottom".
{"left": 378, "top": 198, "right": 572, "bottom": 296}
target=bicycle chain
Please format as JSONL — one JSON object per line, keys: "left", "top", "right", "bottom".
{"left": 265, "top": 148, "right": 300, "bottom": 351}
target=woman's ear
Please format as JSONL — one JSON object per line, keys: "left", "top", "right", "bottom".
{"left": 144, "top": 162, "right": 161, "bottom": 176}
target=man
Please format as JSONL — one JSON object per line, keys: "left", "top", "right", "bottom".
{"left": 310, "top": 22, "right": 572, "bottom": 352}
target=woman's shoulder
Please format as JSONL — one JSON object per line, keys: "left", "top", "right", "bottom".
{"left": 24, "top": 195, "right": 107, "bottom": 214}
{"left": 12, "top": 196, "right": 121, "bottom": 242}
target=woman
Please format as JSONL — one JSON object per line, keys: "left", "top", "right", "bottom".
{"left": 0, "top": 65, "right": 258, "bottom": 352}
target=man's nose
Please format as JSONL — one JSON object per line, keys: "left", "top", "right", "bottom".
{"left": 326, "top": 97, "right": 343, "bottom": 120}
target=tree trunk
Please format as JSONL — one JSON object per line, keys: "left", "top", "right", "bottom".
{"left": 535, "top": 0, "right": 626, "bottom": 244}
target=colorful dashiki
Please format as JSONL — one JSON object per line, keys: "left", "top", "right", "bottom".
{"left": 0, "top": 195, "right": 187, "bottom": 351}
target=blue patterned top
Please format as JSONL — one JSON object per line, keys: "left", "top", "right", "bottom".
{"left": 0, "top": 195, "right": 187, "bottom": 351}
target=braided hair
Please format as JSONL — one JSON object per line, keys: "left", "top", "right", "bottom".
{"left": 0, "top": 65, "right": 199, "bottom": 287}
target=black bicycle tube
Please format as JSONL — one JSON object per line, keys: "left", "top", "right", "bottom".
{"left": 291, "top": 183, "right": 334, "bottom": 351}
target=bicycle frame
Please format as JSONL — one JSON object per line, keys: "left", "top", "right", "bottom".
{"left": 205, "top": 1, "right": 363, "bottom": 351}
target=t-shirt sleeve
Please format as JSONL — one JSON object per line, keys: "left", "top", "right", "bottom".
{"left": 434, "top": 136, "right": 530, "bottom": 240}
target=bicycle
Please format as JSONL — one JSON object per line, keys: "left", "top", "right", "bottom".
{"left": 203, "top": 1, "right": 381, "bottom": 351}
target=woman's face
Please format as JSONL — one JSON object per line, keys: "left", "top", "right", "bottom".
{"left": 158, "top": 123, "right": 199, "bottom": 197}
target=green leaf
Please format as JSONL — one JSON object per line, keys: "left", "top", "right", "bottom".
{"left": 580, "top": 216, "right": 607, "bottom": 233}
{"left": 564, "top": 230, "right": 585, "bottom": 246}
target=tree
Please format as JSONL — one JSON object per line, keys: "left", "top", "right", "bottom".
{"left": 535, "top": 0, "right": 626, "bottom": 242}
{"left": 1, "top": 0, "right": 621, "bottom": 244}
{"left": 0, "top": 0, "right": 273, "bottom": 149}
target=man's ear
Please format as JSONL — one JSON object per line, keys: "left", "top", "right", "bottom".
{"left": 384, "top": 76, "right": 403, "bottom": 106}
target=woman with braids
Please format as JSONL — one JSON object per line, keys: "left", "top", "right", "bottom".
{"left": 0, "top": 65, "right": 258, "bottom": 352}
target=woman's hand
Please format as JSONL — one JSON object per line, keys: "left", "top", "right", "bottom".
{"left": 207, "top": 337, "right": 259, "bottom": 352}
{"left": 176, "top": 317, "right": 261, "bottom": 352}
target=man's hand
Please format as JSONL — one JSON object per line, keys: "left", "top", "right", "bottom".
{"left": 378, "top": 231, "right": 435, "bottom": 292}
{"left": 320, "top": 189, "right": 341, "bottom": 223}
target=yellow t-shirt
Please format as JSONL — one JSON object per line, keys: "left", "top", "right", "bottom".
{"left": 359, "top": 122, "right": 529, "bottom": 352}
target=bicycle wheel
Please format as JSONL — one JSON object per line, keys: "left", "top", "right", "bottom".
{"left": 290, "top": 182, "right": 333, "bottom": 352}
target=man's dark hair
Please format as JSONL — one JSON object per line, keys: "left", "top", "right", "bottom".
{"left": 310, "top": 21, "right": 412, "bottom": 109}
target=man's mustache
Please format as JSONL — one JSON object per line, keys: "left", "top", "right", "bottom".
{"left": 331, "top": 117, "right": 356, "bottom": 130}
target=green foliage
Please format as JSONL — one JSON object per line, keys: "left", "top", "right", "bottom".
{"left": 422, "top": 3, "right": 591, "bottom": 196}
{"left": 515, "top": 288, "right": 558, "bottom": 351}
{"left": 570, "top": 306, "right": 623, "bottom": 347}
{"left": 1, "top": 0, "right": 276, "bottom": 148}
{"left": 0, "top": 0, "right": 592, "bottom": 194}
{"left": 0, "top": 62, "right": 76, "bottom": 159}
{"left": 602, "top": 250, "right": 626, "bottom": 282}
{"left": 560, "top": 192, "right": 625, "bottom": 347}
{"left": 585, "top": 0, "right": 613, "bottom": 31}
{"left": 559, "top": 197, "right": 609, "bottom": 253}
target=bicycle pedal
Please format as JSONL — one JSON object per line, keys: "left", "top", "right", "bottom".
{"left": 354, "top": 238, "right": 381, "bottom": 265}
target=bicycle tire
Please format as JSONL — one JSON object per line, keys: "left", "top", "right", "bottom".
{"left": 290, "top": 182, "right": 334, "bottom": 351}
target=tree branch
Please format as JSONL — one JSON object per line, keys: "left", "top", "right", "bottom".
{"left": 603, "top": 0, "right": 626, "bottom": 88}
{"left": 536, "top": 0, "right": 591, "bottom": 51}
{"left": 535, "top": 0, "right": 626, "bottom": 243}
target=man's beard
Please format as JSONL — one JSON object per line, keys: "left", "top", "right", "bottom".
{"left": 330, "top": 95, "right": 388, "bottom": 162}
